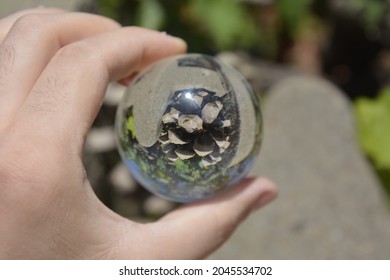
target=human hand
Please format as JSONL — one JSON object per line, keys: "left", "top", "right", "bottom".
{"left": 0, "top": 8, "right": 277, "bottom": 259}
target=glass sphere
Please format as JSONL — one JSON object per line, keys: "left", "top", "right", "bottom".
{"left": 115, "top": 54, "right": 262, "bottom": 202}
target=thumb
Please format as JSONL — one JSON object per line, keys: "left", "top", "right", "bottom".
{"left": 145, "top": 177, "right": 277, "bottom": 259}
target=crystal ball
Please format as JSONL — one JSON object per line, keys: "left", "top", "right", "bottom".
{"left": 115, "top": 54, "right": 262, "bottom": 202}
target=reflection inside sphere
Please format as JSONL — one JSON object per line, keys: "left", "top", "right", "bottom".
{"left": 115, "top": 54, "right": 262, "bottom": 202}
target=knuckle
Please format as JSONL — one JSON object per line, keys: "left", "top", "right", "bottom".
{"left": 13, "top": 13, "right": 49, "bottom": 34}
{"left": 57, "top": 41, "right": 100, "bottom": 65}
{"left": 55, "top": 41, "right": 107, "bottom": 77}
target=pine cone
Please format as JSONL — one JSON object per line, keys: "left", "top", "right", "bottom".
{"left": 158, "top": 88, "right": 232, "bottom": 168}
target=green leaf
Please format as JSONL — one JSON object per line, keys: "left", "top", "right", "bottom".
{"left": 276, "top": 0, "right": 313, "bottom": 31}
{"left": 135, "top": 0, "right": 165, "bottom": 30}
{"left": 343, "top": 0, "right": 386, "bottom": 29}
{"left": 97, "top": 0, "right": 123, "bottom": 19}
{"left": 189, "top": 0, "right": 258, "bottom": 49}
{"left": 363, "top": 1, "right": 386, "bottom": 29}
{"left": 355, "top": 88, "right": 390, "bottom": 169}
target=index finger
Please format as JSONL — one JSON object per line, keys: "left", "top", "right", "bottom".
{"left": 14, "top": 27, "right": 187, "bottom": 155}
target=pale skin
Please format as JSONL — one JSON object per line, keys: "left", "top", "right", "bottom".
{"left": 0, "top": 8, "right": 278, "bottom": 259}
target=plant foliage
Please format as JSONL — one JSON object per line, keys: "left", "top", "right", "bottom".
{"left": 355, "top": 88, "right": 390, "bottom": 192}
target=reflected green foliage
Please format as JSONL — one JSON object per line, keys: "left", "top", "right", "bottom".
{"left": 355, "top": 89, "right": 390, "bottom": 193}
{"left": 125, "top": 114, "right": 136, "bottom": 140}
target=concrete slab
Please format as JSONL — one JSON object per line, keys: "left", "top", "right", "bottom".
{"left": 210, "top": 76, "right": 390, "bottom": 259}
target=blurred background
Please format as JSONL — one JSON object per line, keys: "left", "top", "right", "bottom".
{"left": 90, "top": 0, "right": 390, "bottom": 194}
{"left": 1, "top": 0, "right": 390, "bottom": 259}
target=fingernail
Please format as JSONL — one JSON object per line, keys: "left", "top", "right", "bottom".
{"left": 252, "top": 192, "right": 276, "bottom": 211}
